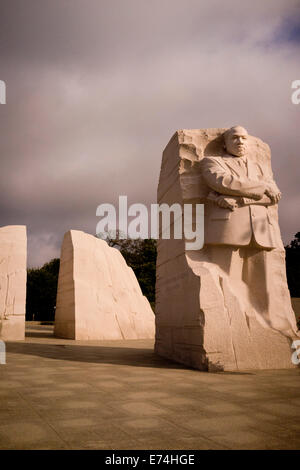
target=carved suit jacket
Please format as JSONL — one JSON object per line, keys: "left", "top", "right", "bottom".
{"left": 201, "top": 154, "right": 279, "bottom": 249}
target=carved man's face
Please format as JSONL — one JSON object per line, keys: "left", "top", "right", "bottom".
{"left": 225, "top": 126, "right": 248, "bottom": 157}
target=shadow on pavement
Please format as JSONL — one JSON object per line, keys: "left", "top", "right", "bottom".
{"left": 6, "top": 340, "right": 252, "bottom": 374}
{"left": 6, "top": 341, "right": 186, "bottom": 370}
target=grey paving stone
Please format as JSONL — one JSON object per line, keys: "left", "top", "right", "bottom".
{"left": 0, "top": 324, "right": 299, "bottom": 450}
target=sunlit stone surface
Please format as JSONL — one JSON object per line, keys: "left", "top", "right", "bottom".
{"left": 54, "top": 230, "right": 155, "bottom": 340}
{"left": 0, "top": 225, "right": 26, "bottom": 340}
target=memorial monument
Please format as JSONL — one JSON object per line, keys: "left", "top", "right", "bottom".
{"left": 155, "top": 126, "right": 299, "bottom": 370}
{"left": 0, "top": 225, "right": 27, "bottom": 341}
{"left": 54, "top": 230, "right": 155, "bottom": 340}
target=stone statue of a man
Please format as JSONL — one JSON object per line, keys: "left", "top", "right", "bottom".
{"left": 199, "top": 125, "right": 297, "bottom": 338}
{"left": 155, "top": 126, "right": 298, "bottom": 370}
{"left": 201, "top": 125, "right": 281, "bottom": 249}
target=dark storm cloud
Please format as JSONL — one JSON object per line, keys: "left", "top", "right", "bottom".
{"left": 0, "top": 0, "right": 300, "bottom": 266}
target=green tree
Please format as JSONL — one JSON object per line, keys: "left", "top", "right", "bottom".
{"left": 285, "top": 232, "right": 300, "bottom": 298}
{"left": 26, "top": 258, "right": 60, "bottom": 321}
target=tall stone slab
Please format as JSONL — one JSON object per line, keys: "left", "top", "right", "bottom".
{"left": 54, "top": 230, "right": 155, "bottom": 340}
{"left": 0, "top": 226, "right": 27, "bottom": 340}
{"left": 155, "top": 129, "right": 299, "bottom": 371}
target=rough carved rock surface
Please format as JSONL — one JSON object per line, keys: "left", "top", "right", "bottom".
{"left": 155, "top": 129, "right": 298, "bottom": 371}
{"left": 54, "top": 230, "right": 155, "bottom": 340}
{"left": 0, "top": 225, "right": 27, "bottom": 340}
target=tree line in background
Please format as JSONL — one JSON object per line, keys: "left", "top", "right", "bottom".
{"left": 26, "top": 258, "right": 60, "bottom": 321}
{"left": 26, "top": 233, "right": 300, "bottom": 321}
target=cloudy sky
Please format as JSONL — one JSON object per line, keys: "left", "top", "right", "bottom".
{"left": 0, "top": 0, "right": 300, "bottom": 267}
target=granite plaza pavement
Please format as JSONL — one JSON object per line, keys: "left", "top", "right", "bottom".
{"left": 0, "top": 322, "right": 299, "bottom": 450}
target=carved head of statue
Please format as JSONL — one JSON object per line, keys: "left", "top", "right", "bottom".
{"left": 224, "top": 125, "right": 248, "bottom": 157}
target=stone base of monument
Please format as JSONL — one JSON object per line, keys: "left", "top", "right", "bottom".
{"left": 155, "top": 252, "right": 296, "bottom": 371}
{"left": 54, "top": 230, "right": 155, "bottom": 340}
{"left": 0, "top": 225, "right": 27, "bottom": 341}
{"left": 155, "top": 129, "right": 299, "bottom": 371}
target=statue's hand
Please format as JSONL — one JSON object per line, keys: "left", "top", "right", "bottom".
{"left": 248, "top": 192, "right": 263, "bottom": 201}
{"left": 216, "top": 196, "right": 237, "bottom": 211}
{"left": 265, "top": 183, "right": 281, "bottom": 204}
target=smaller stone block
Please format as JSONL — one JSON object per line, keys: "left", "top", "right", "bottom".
{"left": 54, "top": 230, "right": 155, "bottom": 340}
